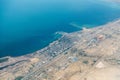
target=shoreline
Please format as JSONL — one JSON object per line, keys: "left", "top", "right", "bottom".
{"left": 0, "top": 19, "right": 119, "bottom": 59}
{"left": 0, "top": 19, "right": 120, "bottom": 80}
{"left": 1, "top": 18, "right": 120, "bottom": 58}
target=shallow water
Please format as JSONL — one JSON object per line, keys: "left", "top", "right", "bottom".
{"left": 0, "top": 0, "right": 120, "bottom": 57}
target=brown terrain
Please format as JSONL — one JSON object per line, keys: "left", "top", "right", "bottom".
{"left": 0, "top": 20, "right": 120, "bottom": 80}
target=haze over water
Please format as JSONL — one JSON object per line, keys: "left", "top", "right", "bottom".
{"left": 0, "top": 0, "right": 120, "bottom": 57}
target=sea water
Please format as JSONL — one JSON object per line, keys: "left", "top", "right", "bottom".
{"left": 0, "top": 0, "right": 120, "bottom": 57}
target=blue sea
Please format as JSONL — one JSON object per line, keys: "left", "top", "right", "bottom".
{"left": 0, "top": 0, "right": 120, "bottom": 57}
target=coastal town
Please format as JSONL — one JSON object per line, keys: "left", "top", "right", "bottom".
{"left": 0, "top": 20, "right": 120, "bottom": 80}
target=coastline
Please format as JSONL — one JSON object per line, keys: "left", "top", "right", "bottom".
{"left": 0, "top": 19, "right": 120, "bottom": 80}
{"left": 0, "top": 19, "right": 119, "bottom": 61}
{"left": 0, "top": 19, "right": 120, "bottom": 65}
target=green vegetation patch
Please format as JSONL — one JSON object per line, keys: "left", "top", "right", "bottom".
{"left": 83, "top": 60, "right": 89, "bottom": 64}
